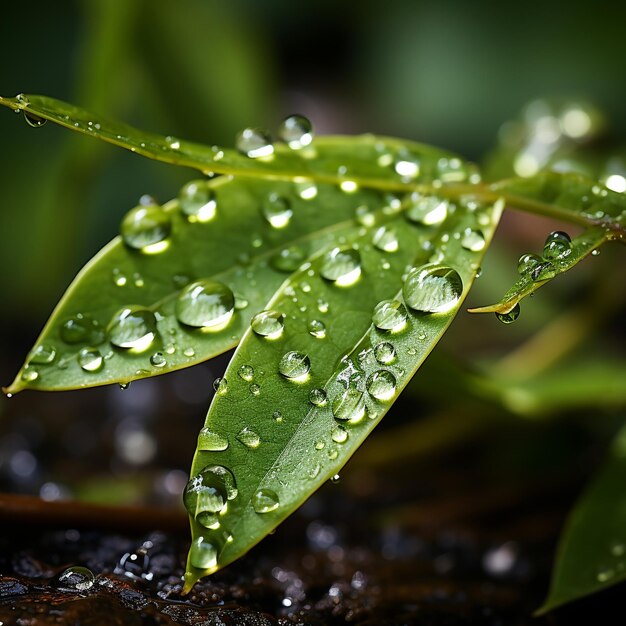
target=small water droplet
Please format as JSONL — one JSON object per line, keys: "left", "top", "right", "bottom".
{"left": 237, "top": 427, "right": 261, "bottom": 449}
{"left": 531, "top": 260, "right": 556, "bottom": 281}
{"left": 189, "top": 537, "right": 218, "bottom": 570}
{"left": 273, "top": 410, "right": 283, "bottom": 422}
{"left": 150, "top": 352, "right": 166, "bottom": 368}
{"left": 251, "top": 310, "right": 285, "bottom": 339}
{"left": 394, "top": 159, "right": 420, "bottom": 179}
{"left": 184, "top": 347, "right": 196, "bottom": 358}
{"left": 253, "top": 488, "right": 280, "bottom": 513}
{"left": 57, "top": 566, "right": 94, "bottom": 592}
{"left": 120, "top": 202, "right": 171, "bottom": 253}
{"left": 372, "top": 226, "right": 399, "bottom": 252}
{"left": 495, "top": 303, "right": 520, "bottom": 324}
{"left": 331, "top": 425, "right": 349, "bottom": 443}
{"left": 330, "top": 474, "right": 341, "bottom": 483}
{"left": 309, "top": 388, "right": 327, "bottom": 406}
{"left": 60, "top": 314, "right": 104, "bottom": 345}
{"left": 355, "top": 204, "right": 376, "bottom": 227}
{"left": 249, "top": 383, "right": 261, "bottom": 396}
{"left": 29, "top": 344, "right": 56, "bottom": 365}
{"left": 77, "top": 347, "right": 104, "bottom": 372}
{"left": 461, "top": 229, "right": 486, "bottom": 252}
{"left": 108, "top": 307, "right": 157, "bottom": 351}
{"left": 176, "top": 280, "right": 235, "bottom": 330}
{"left": 406, "top": 195, "right": 448, "bottom": 225}
{"left": 279, "top": 351, "right": 311, "bottom": 380}
{"left": 543, "top": 231, "right": 572, "bottom": 260}
{"left": 184, "top": 465, "right": 237, "bottom": 527}
{"left": 372, "top": 300, "right": 408, "bottom": 332}
{"left": 197, "top": 428, "right": 229, "bottom": 451}
{"left": 320, "top": 248, "right": 362, "bottom": 286}
{"left": 236, "top": 127, "right": 274, "bottom": 158}
{"left": 374, "top": 342, "right": 396, "bottom": 364}
{"left": 238, "top": 364, "right": 254, "bottom": 382}
{"left": 308, "top": 319, "right": 326, "bottom": 338}
{"left": 21, "top": 366, "right": 39, "bottom": 383}
{"left": 271, "top": 245, "right": 307, "bottom": 272}
{"left": 112, "top": 268, "right": 127, "bottom": 287}
{"left": 402, "top": 264, "right": 463, "bottom": 313}
{"left": 332, "top": 388, "right": 366, "bottom": 423}
{"left": 179, "top": 180, "right": 217, "bottom": 222}
{"left": 367, "top": 370, "right": 396, "bottom": 401}
{"left": 317, "top": 299, "right": 329, "bottom": 314}
{"left": 597, "top": 568, "right": 615, "bottom": 583}
{"left": 262, "top": 194, "right": 292, "bottom": 229}
{"left": 213, "top": 377, "right": 228, "bottom": 395}
{"left": 517, "top": 253, "right": 543, "bottom": 275}
{"left": 278, "top": 114, "right": 314, "bottom": 149}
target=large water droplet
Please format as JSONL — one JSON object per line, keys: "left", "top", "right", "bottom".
{"left": 309, "top": 388, "right": 327, "bottom": 406}
{"left": 29, "top": 344, "right": 56, "bottom": 365}
{"left": 120, "top": 202, "right": 171, "bottom": 253}
{"left": 402, "top": 264, "right": 463, "bottom": 313}
{"left": 331, "top": 425, "right": 349, "bottom": 443}
{"left": 279, "top": 351, "right": 311, "bottom": 380}
{"left": 278, "top": 115, "right": 314, "bottom": 149}
{"left": 107, "top": 307, "right": 157, "bottom": 351}
{"left": 197, "top": 428, "right": 229, "bottom": 451}
{"left": 496, "top": 303, "right": 520, "bottom": 324}
{"left": 461, "top": 229, "right": 486, "bottom": 252}
{"left": 308, "top": 319, "right": 326, "bottom": 338}
{"left": 57, "top": 566, "right": 95, "bottom": 592}
{"left": 253, "top": 488, "right": 280, "bottom": 513}
{"left": 367, "top": 370, "right": 396, "bottom": 401}
{"left": 320, "top": 248, "right": 362, "bottom": 287}
{"left": 24, "top": 112, "right": 47, "bottom": 128}
{"left": 372, "top": 226, "right": 399, "bottom": 253}
{"left": 60, "top": 314, "right": 105, "bottom": 345}
{"left": 150, "top": 352, "right": 166, "bottom": 368}
{"left": 179, "top": 180, "right": 217, "bottom": 222}
{"left": 77, "top": 347, "right": 104, "bottom": 372}
{"left": 176, "top": 280, "right": 235, "bottom": 330}
{"left": 406, "top": 195, "right": 448, "bottom": 226}
{"left": 262, "top": 194, "right": 292, "bottom": 229}
{"left": 236, "top": 128, "right": 274, "bottom": 158}
{"left": 332, "top": 388, "right": 366, "bottom": 423}
{"left": 237, "top": 427, "right": 261, "bottom": 449}
{"left": 251, "top": 310, "right": 284, "bottom": 339}
{"left": 543, "top": 231, "right": 572, "bottom": 260}
{"left": 184, "top": 465, "right": 237, "bottom": 528}
{"left": 189, "top": 537, "right": 218, "bottom": 570}
{"left": 374, "top": 342, "right": 396, "bottom": 364}
{"left": 271, "top": 246, "right": 306, "bottom": 272}
{"left": 372, "top": 300, "right": 408, "bottom": 332}
{"left": 517, "top": 253, "right": 543, "bottom": 275}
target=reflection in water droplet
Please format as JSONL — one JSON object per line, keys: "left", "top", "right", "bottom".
{"left": 332, "top": 388, "right": 366, "bottom": 423}
{"left": 406, "top": 195, "right": 448, "bottom": 225}
{"left": 543, "top": 230, "right": 572, "bottom": 260}
{"left": 320, "top": 248, "right": 362, "bottom": 287}
{"left": 176, "top": 280, "right": 235, "bottom": 330}
{"left": 190, "top": 537, "right": 218, "bottom": 570}
{"left": 57, "top": 566, "right": 95, "bottom": 592}
{"left": 372, "top": 300, "right": 408, "bottom": 332}
{"left": 367, "top": 370, "right": 397, "bottom": 401}
{"left": 461, "top": 229, "right": 486, "bottom": 252}
{"left": 531, "top": 260, "right": 556, "bottom": 281}
{"left": 24, "top": 112, "right": 48, "bottom": 128}
{"left": 279, "top": 351, "right": 311, "bottom": 381}
{"left": 237, "top": 427, "right": 261, "bottom": 449}
{"left": 213, "top": 377, "right": 228, "bottom": 395}
{"left": 372, "top": 226, "right": 399, "bottom": 252}
{"left": 308, "top": 319, "right": 326, "bottom": 338}
{"left": 197, "top": 428, "right": 229, "bottom": 451}
{"left": 517, "top": 253, "right": 543, "bottom": 275}
{"left": 496, "top": 303, "right": 520, "bottom": 324}
{"left": 120, "top": 202, "right": 171, "bottom": 253}
{"left": 150, "top": 352, "right": 166, "bottom": 368}
{"left": 21, "top": 366, "right": 39, "bottom": 383}
{"left": 108, "top": 307, "right": 157, "bottom": 351}
{"left": 374, "top": 342, "right": 396, "bottom": 364}
{"left": 238, "top": 364, "right": 254, "bottom": 381}
{"left": 251, "top": 310, "right": 284, "bottom": 339}
{"left": 29, "top": 344, "right": 56, "bottom": 365}
{"left": 236, "top": 128, "right": 274, "bottom": 158}
{"left": 253, "top": 488, "right": 280, "bottom": 513}
{"left": 262, "top": 194, "right": 292, "bottom": 229}
{"left": 184, "top": 465, "right": 237, "bottom": 527}
{"left": 278, "top": 115, "right": 314, "bottom": 149}
{"left": 403, "top": 265, "right": 463, "bottom": 313}
{"left": 309, "top": 388, "right": 327, "bottom": 406}
{"left": 179, "top": 180, "right": 217, "bottom": 222}
{"left": 331, "top": 425, "right": 349, "bottom": 443}
{"left": 77, "top": 347, "right": 104, "bottom": 372}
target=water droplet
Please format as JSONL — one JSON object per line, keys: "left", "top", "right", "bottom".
{"left": 309, "top": 388, "right": 327, "bottom": 406}
{"left": 279, "top": 351, "right": 311, "bottom": 380}
{"left": 531, "top": 260, "right": 556, "bottom": 281}
{"left": 271, "top": 245, "right": 307, "bottom": 272}
{"left": 189, "top": 537, "right": 218, "bottom": 570}
{"left": 394, "top": 159, "right": 420, "bottom": 179}
{"left": 150, "top": 352, "right": 166, "bottom": 368}
{"left": 176, "top": 280, "right": 235, "bottom": 330}
{"left": 238, "top": 364, "right": 254, "bottom": 382}
{"left": 60, "top": 314, "right": 104, "bottom": 345}
{"left": 213, "top": 377, "right": 228, "bottom": 395}
{"left": 273, "top": 410, "right": 283, "bottom": 422}
{"left": 184, "top": 465, "right": 237, "bottom": 527}
{"left": 108, "top": 307, "right": 157, "bottom": 351}
{"left": 597, "top": 568, "right": 615, "bottom": 583}
{"left": 340, "top": 180, "right": 358, "bottom": 193}
{"left": 249, "top": 383, "right": 261, "bottom": 396}
{"left": 197, "top": 428, "right": 229, "bottom": 451}
{"left": 372, "top": 300, "right": 408, "bottom": 332}
{"left": 495, "top": 304, "right": 520, "bottom": 324}
{"left": 331, "top": 425, "right": 349, "bottom": 443}
{"left": 236, "top": 127, "right": 274, "bottom": 158}
{"left": 317, "top": 299, "right": 329, "bottom": 314}
{"left": 543, "top": 231, "right": 572, "bottom": 260}
{"left": 406, "top": 195, "right": 448, "bottom": 226}
{"left": 253, "top": 488, "right": 280, "bottom": 513}
{"left": 179, "top": 180, "right": 216, "bottom": 222}
{"left": 164, "top": 343, "right": 176, "bottom": 355}
{"left": 355, "top": 204, "right": 376, "bottom": 227}
{"left": 461, "top": 229, "right": 486, "bottom": 252}
{"left": 112, "top": 268, "right": 127, "bottom": 287}
{"left": 402, "top": 264, "right": 463, "bottom": 313}
{"left": 308, "top": 319, "right": 326, "bottom": 338}
{"left": 330, "top": 474, "right": 341, "bottom": 483}
{"left": 237, "top": 427, "right": 261, "bottom": 449}
{"left": 611, "top": 543, "right": 625, "bottom": 557}
{"left": 278, "top": 114, "right": 314, "bottom": 149}
{"left": 374, "top": 342, "right": 396, "bottom": 364}
{"left": 77, "top": 347, "right": 104, "bottom": 372}
{"left": 320, "top": 248, "right": 362, "bottom": 287}
{"left": 57, "top": 566, "right": 94, "bottom": 592}
{"left": 517, "top": 253, "right": 543, "bottom": 275}
{"left": 251, "top": 310, "right": 284, "bottom": 339}
{"left": 23, "top": 111, "right": 47, "bottom": 128}
{"left": 367, "top": 370, "right": 396, "bottom": 401}
{"left": 21, "top": 366, "right": 39, "bottom": 383}
{"left": 29, "top": 344, "right": 56, "bottom": 365}
{"left": 332, "top": 388, "right": 366, "bottom": 423}
{"left": 184, "top": 347, "right": 196, "bottom": 358}
{"left": 120, "top": 202, "right": 171, "bottom": 253}
{"left": 262, "top": 194, "right": 292, "bottom": 229}
{"left": 372, "top": 226, "right": 399, "bottom": 252}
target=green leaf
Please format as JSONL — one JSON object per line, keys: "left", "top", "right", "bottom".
{"left": 0, "top": 94, "right": 479, "bottom": 191}
{"left": 182, "top": 194, "right": 503, "bottom": 589}
{"left": 538, "top": 422, "right": 626, "bottom": 613}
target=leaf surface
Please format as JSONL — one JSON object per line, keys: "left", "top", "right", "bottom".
{"left": 182, "top": 194, "right": 503, "bottom": 589}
